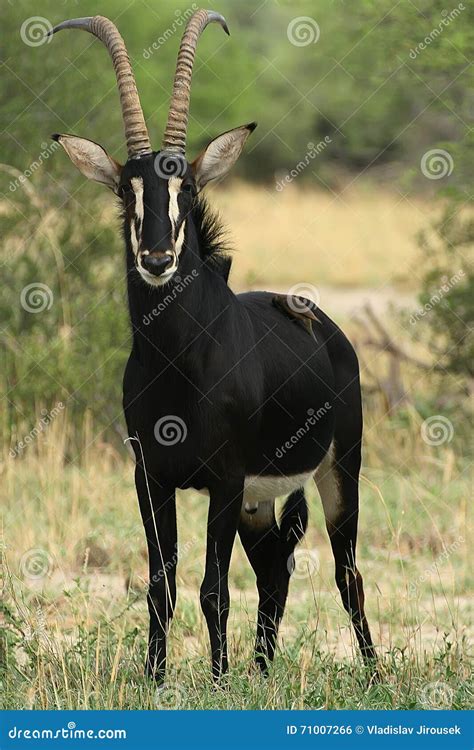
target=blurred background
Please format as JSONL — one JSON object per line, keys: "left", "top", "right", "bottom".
{"left": 1, "top": 0, "right": 472, "bottom": 709}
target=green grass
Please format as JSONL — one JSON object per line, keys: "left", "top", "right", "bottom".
{"left": 1, "top": 410, "right": 472, "bottom": 709}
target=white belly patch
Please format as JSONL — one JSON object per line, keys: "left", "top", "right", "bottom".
{"left": 198, "top": 471, "right": 316, "bottom": 513}
{"left": 243, "top": 471, "right": 313, "bottom": 507}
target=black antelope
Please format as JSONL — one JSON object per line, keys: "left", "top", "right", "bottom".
{"left": 47, "top": 10, "right": 377, "bottom": 684}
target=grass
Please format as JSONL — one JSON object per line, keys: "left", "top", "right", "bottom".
{"left": 0, "top": 183, "right": 471, "bottom": 709}
{"left": 1, "top": 398, "right": 472, "bottom": 710}
{"left": 210, "top": 181, "right": 428, "bottom": 290}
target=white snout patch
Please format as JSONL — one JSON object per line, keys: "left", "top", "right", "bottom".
{"left": 137, "top": 263, "right": 176, "bottom": 287}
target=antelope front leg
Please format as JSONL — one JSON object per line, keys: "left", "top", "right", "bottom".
{"left": 135, "top": 466, "right": 177, "bottom": 683}
{"left": 200, "top": 478, "right": 244, "bottom": 682}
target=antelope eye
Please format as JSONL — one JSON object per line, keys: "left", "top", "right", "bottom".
{"left": 181, "top": 182, "right": 194, "bottom": 194}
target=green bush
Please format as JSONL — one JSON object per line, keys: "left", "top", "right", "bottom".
{"left": 0, "top": 177, "right": 129, "bottom": 450}
{"left": 412, "top": 207, "right": 473, "bottom": 379}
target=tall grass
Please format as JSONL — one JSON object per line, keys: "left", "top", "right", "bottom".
{"left": 1, "top": 387, "right": 471, "bottom": 709}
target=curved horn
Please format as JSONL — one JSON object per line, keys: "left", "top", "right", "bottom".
{"left": 162, "top": 9, "right": 229, "bottom": 154}
{"left": 48, "top": 16, "right": 152, "bottom": 158}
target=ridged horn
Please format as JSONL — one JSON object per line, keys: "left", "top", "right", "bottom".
{"left": 48, "top": 16, "right": 152, "bottom": 158}
{"left": 162, "top": 9, "right": 229, "bottom": 154}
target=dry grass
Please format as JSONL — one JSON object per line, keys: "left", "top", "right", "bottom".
{"left": 1, "top": 396, "right": 472, "bottom": 709}
{"left": 210, "top": 182, "right": 429, "bottom": 289}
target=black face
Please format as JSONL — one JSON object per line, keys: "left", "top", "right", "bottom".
{"left": 119, "top": 152, "right": 197, "bottom": 286}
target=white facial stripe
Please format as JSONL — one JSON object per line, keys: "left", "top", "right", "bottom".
{"left": 168, "top": 177, "right": 182, "bottom": 240}
{"left": 131, "top": 177, "right": 144, "bottom": 221}
{"left": 130, "top": 218, "right": 138, "bottom": 256}
{"left": 175, "top": 221, "right": 186, "bottom": 258}
{"left": 130, "top": 177, "right": 144, "bottom": 256}
{"left": 168, "top": 177, "right": 187, "bottom": 259}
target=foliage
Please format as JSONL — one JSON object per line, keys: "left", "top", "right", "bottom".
{"left": 0, "top": 176, "right": 129, "bottom": 449}
{"left": 414, "top": 207, "right": 473, "bottom": 378}
{"left": 391, "top": 4, "right": 474, "bottom": 381}
{"left": 1, "top": 0, "right": 473, "bottom": 183}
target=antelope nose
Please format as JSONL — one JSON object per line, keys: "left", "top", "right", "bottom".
{"left": 141, "top": 253, "right": 173, "bottom": 277}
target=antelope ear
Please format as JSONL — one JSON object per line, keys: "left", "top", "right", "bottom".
{"left": 52, "top": 134, "right": 122, "bottom": 192}
{"left": 191, "top": 122, "right": 256, "bottom": 188}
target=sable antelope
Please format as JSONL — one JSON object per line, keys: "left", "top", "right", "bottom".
{"left": 47, "top": 10, "right": 377, "bottom": 684}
